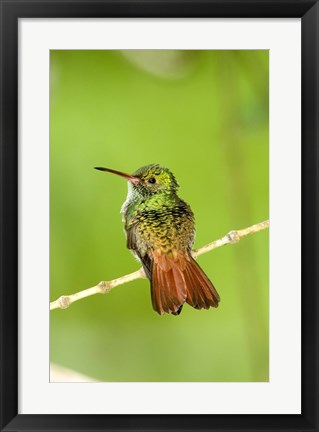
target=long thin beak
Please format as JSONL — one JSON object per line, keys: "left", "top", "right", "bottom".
{"left": 94, "top": 167, "right": 141, "bottom": 184}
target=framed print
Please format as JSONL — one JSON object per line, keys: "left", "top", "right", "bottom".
{"left": 0, "top": 1, "right": 318, "bottom": 431}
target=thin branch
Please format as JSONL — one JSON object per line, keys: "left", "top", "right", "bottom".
{"left": 192, "top": 219, "right": 269, "bottom": 258}
{"left": 50, "top": 219, "right": 269, "bottom": 311}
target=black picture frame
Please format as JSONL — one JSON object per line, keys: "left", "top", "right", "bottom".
{"left": 1, "top": 1, "right": 318, "bottom": 431}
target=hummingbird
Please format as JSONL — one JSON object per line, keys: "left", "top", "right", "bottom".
{"left": 95, "top": 164, "right": 220, "bottom": 316}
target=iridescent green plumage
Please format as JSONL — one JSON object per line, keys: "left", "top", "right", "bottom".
{"left": 95, "top": 164, "right": 220, "bottom": 315}
{"left": 122, "top": 164, "right": 194, "bottom": 262}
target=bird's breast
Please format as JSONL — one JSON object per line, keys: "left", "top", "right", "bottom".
{"left": 129, "top": 201, "right": 195, "bottom": 253}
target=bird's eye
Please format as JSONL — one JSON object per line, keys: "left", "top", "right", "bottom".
{"left": 147, "top": 177, "right": 156, "bottom": 184}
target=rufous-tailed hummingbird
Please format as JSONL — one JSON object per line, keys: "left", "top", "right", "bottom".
{"left": 95, "top": 164, "right": 220, "bottom": 315}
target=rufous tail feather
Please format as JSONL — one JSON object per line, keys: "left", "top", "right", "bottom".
{"left": 150, "top": 251, "right": 220, "bottom": 315}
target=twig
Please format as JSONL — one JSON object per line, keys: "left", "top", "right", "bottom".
{"left": 50, "top": 219, "right": 269, "bottom": 311}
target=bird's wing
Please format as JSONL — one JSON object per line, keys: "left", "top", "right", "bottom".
{"left": 125, "top": 222, "right": 137, "bottom": 250}
{"left": 125, "top": 223, "right": 152, "bottom": 280}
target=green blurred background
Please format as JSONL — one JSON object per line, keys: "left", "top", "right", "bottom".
{"left": 50, "top": 50, "right": 269, "bottom": 382}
